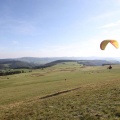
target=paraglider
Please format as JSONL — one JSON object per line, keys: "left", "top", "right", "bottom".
{"left": 100, "top": 40, "right": 119, "bottom": 50}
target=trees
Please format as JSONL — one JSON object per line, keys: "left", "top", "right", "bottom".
{"left": 0, "top": 70, "right": 21, "bottom": 76}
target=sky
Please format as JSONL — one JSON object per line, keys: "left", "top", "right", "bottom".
{"left": 1, "top": 0, "right": 120, "bottom": 58}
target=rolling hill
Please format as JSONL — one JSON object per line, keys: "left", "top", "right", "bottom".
{"left": 0, "top": 60, "right": 35, "bottom": 69}
{"left": 0, "top": 57, "right": 120, "bottom": 69}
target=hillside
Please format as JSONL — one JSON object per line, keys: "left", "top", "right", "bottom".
{"left": 78, "top": 60, "right": 120, "bottom": 66}
{"left": 0, "top": 60, "right": 35, "bottom": 69}
{"left": 0, "top": 58, "right": 120, "bottom": 70}
{"left": 34, "top": 59, "right": 120, "bottom": 69}
{"left": 0, "top": 63, "right": 120, "bottom": 120}
{"left": 15, "top": 57, "right": 120, "bottom": 64}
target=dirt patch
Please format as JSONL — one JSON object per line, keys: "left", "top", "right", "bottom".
{"left": 31, "top": 73, "right": 45, "bottom": 77}
{"left": 39, "top": 87, "right": 80, "bottom": 99}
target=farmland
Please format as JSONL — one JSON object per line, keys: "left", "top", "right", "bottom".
{"left": 0, "top": 62, "right": 120, "bottom": 120}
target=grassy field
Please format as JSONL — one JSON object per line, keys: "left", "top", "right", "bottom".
{"left": 0, "top": 62, "right": 120, "bottom": 120}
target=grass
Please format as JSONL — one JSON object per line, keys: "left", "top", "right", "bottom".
{"left": 0, "top": 62, "right": 120, "bottom": 120}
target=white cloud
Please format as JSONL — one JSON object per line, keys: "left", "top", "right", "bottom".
{"left": 99, "top": 23, "right": 117, "bottom": 28}
{"left": 91, "top": 10, "right": 120, "bottom": 21}
{"left": 99, "top": 20, "right": 120, "bottom": 29}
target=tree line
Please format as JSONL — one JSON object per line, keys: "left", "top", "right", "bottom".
{"left": 0, "top": 70, "right": 22, "bottom": 76}
{"left": 0, "top": 70, "right": 32, "bottom": 76}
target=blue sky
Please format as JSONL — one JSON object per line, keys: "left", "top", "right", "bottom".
{"left": 0, "top": 0, "right": 120, "bottom": 58}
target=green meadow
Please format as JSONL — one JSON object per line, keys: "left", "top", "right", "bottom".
{"left": 0, "top": 62, "right": 120, "bottom": 120}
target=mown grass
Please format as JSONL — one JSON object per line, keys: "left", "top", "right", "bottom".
{"left": 0, "top": 62, "right": 120, "bottom": 120}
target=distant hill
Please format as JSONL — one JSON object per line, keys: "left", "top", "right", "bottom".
{"left": 34, "top": 59, "right": 120, "bottom": 69}
{"left": 16, "top": 57, "right": 83, "bottom": 64}
{"left": 0, "top": 60, "right": 35, "bottom": 69}
{"left": 0, "top": 57, "right": 120, "bottom": 69}
{"left": 16, "top": 57, "right": 59, "bottom": 65}
{"left": 77, "top": 60, "right": 120, "bottom": 66}
{"left": 16, "top": 57, "right": 120, "bottom": 65}
{"left": 34, "top": 60, "right": 77, "bottom": 69}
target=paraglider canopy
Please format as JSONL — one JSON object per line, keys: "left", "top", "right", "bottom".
{"left": 100, "top": 40, "right": 119, "bottom": 50}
